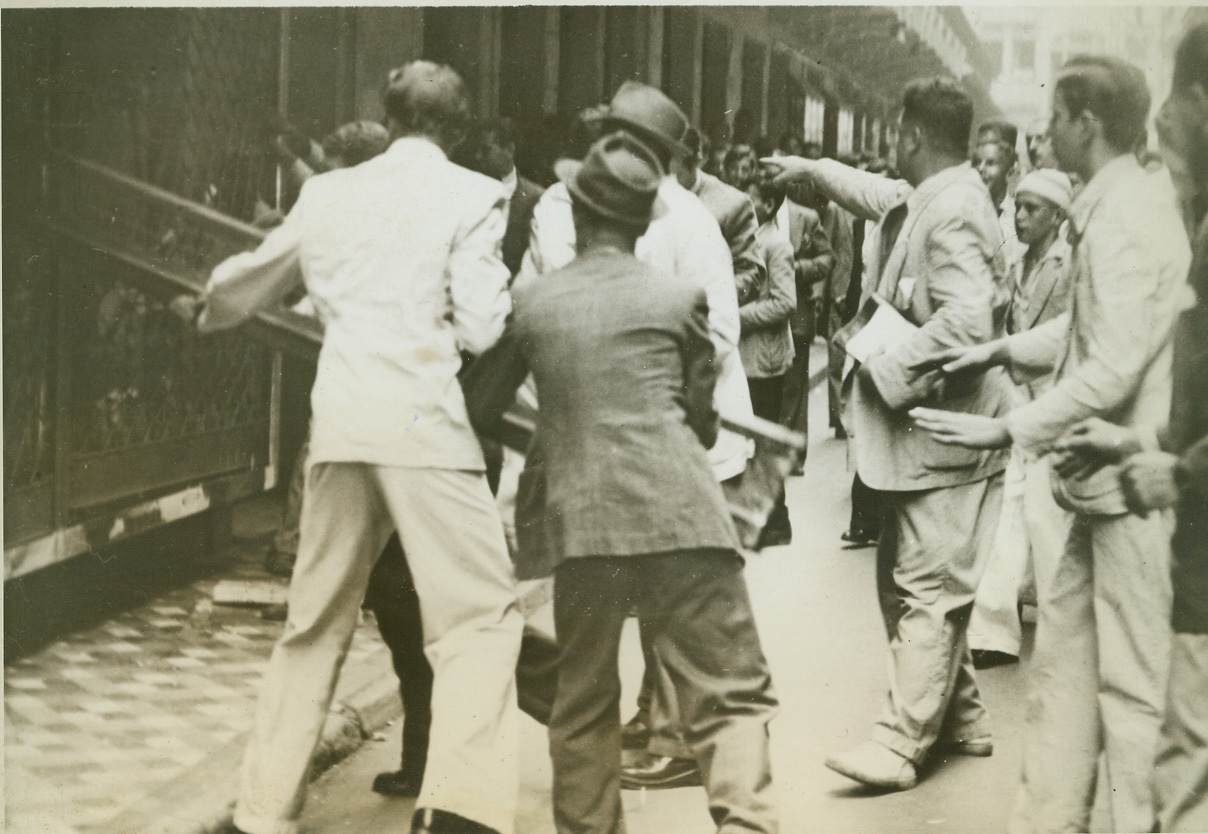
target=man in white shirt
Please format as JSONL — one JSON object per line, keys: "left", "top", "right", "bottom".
{"left": 513, "top": 81, "right": 768, "bottom": 812}
{"left": 184, "top": 62, "right": 524, "bottom": 834}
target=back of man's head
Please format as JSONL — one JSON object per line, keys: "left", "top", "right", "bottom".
{"left": 901, "top": 77, "right": 974, "bottom": 160}
{"left": 383, "top": 61, "right": 472, "bottom": 151}
{"left": 322, "top": 121, "right": 390, "bottom": 168}
{"left": 1173, "top": 22, "right": 1208, "bottom": 94}
{"left": 1055, "top": 56, "right": 1150, "bottom": 154}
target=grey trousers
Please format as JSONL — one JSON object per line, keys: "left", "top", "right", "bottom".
{"left": 551, "top": 551, "right": 779, "bottom": 834}
{"left": 233, "top": 463, "right": 524, "bottom": 834}
{"left": 871, "top": 475, "right": 1003, "bottom": 764}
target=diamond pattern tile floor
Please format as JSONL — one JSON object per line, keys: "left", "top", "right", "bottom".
{"left": 4, "top": 539, "right": 391, "bottom": 834}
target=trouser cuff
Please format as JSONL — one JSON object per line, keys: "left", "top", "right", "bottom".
{"left": 870, "top": 726, "right": 925, "bottom": 766}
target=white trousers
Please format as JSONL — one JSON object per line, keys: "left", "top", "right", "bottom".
{"left": 969, "top": 451, "right": 1062, "bottom": 655}
{"left": 1155, "top": 633, "right": 1208, "bottom": 833}
{"left": 1010, "top": 498, "right": 1173, "bottom": 834}
{"left": 233, "top": 463, "right": 524, "bottom": 834}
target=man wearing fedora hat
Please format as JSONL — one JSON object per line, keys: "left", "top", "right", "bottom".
{"left": 470, "top": 130, "right": 779, "bottom": 834}
{"left": 511, "top": 82, "right": 762, "bottom": 792}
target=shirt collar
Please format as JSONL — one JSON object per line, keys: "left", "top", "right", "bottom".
{"left": 501, "top": 167, "right": 518, "bottom": 200}
{"left": 386, "top": 136, "right": 447, "bottom": 163}
{"left": 1067, "top": 154, "right": 1141, "bottom": 236}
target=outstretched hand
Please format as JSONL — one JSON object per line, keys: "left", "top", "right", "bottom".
{"left": 906, "top": 341, "right": 1002, "bottom": 376}
{"left": 909, "top": 407, "right": 1012, "bottom": 450}
{"left": 1051, "top": 417, "right": 1142, "bottom": 479}
{"left": 758, "top": 155, "right": 819, "bottom": 189}
{"left": 169, "top": 294, "right": 203, "bottom": 327}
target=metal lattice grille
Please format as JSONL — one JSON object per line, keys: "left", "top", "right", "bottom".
{"left": 48, "top": 8, "right": 281, "bottom": 223}
{"left": 69, "top": 272, "right": 267, "bottom": 457}
{"left": 3, "top": 239, "right": 55, "bottom": 494}
{"left": 29, "top": 8, "right": 282, "bottom": 507}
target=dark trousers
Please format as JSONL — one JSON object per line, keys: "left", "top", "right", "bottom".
{"left": 779, "top": 339, "right": 811, "bottom": 468}
{"left": 849, "top": 473, "right": 882, "bottom": 540}
{"left": 551, "top": 551, "right": 779, "bottom": 834}
{"left": 750, "top": 374, "right": 791, "bottom": 540}
{"left": 362, "top": 535, "right": 559, "bottom": 778}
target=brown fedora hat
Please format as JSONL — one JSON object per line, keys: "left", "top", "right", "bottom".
{"left": 589, "top": 81, "right": 691, "bottom": 158}
{"left": 568, "top": 132, "right": 664, "bottom": 228}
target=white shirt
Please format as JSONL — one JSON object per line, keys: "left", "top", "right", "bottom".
{"left": 517, "top": 176, "right": 755, "bottom": 480}
{"left": 200, "top": 137, "right": 511, "bottom": 470}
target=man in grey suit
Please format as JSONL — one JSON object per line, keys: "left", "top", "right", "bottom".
{"left": 766, "top": 78, "right": 1012, "bottom": 790}
{"left": 469, "top": 132, "right": 779, "bottom": 834}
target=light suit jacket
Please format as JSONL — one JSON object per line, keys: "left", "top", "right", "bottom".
{"left": 811, "top": 159, "right": 1013, "bottom": 492}
{"left": 200, "top": 137, "right": 510, "bottom": 471}
{"left": 1005, "top": 156, "right": 1191, "bottom": 513}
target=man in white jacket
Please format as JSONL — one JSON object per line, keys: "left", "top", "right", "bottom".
{"left": 184, "top": 62, "right": 524, "bottom": 834}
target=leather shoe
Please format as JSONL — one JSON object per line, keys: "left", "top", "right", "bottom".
{"left": 971, "top": 649, "right": 1018, "bottom": 669}
{"left": 621, "top": 714, "right": 651, "bottom": 750}
{"left": 372, "top": 768, "right": 423, "bottom": 797}
{"left": 621, "top": 754, "right": 702, "bottom": 790}
{"left": 411, "top": 808, "right": 499, "bottom": 833}
{"left": 825, "top": 741, "right": 917, "bottom": 790}
{"left": 934, "top": 735, "right": 994, "bottom": 757}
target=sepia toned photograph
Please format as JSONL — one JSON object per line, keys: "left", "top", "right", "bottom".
{"left": 3, "top": 4, "right": 1207, "bottom": 833}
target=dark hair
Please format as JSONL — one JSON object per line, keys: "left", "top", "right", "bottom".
{"left": 976, "top": 119, "right": 1019, "bottom": 162}
{"left": 751, "top": 177, "right": 786, "bottom": 214}
{"left": 753, "top": 134, "right": 776, "bottom": 158}
{"left": 383, "top": 62, "right": 472, "bottom": 148}
{"left": 801, "top": 141, "right": 823, "bottom": 160}
{"left": 683, "top": 127, "right": 703, "bottom": 156}
{"left": 1055, "top": 56, "right": 1150, "bottom": 153}
{"left": 321, "top": 120, "right": 390, "bottom": 167}
{"left": 1173, "top": 22, "right": 1208, "bottom": 93}
{"left": 480, "top": 117, "right": 515, "bottom": 149}
{"left": 900, "top": 77, "right": 974, "bottom": 159}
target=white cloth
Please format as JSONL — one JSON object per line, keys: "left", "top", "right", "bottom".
{"left": 1008, "top": 507, "right": 1173, "bottom": 834}
{"left": 1155, "top": 633, "right": 1208, "bottom": 833}
{"left": 201, "top": 137, "right": 512, "bottom": 471}
{"left": 772, "top": 199, "right": 794, "bottom": 248}
{"left": 233, "top": 464, "right": 523, "bottom": 834}
{"left": 517, "top": 176, "right": 754, "bottom": 480}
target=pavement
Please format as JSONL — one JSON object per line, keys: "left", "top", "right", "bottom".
{"left": 1, "top": 340, "right": 854, "bottom": 834}
{"left": 299, "top": 380, "right": 1042, "bottom": 834}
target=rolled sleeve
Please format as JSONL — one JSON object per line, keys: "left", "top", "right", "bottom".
{"left": 449, "top": 195, "right": 513, "bottom": 356}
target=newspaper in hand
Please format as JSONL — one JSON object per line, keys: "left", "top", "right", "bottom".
{"left": 844, "top": 293, "right": 918, "bottom": 364}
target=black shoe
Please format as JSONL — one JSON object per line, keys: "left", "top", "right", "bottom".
{"left": 620, "top": 754, "right": 702, "bottom": 790}
{"left": 971, "top": 649, "right": 1019, "bottom": 669}
{"left": 412, "top": 808, "right": 499, "bottom": 833}
{"left": 264, "top": 546, "right": 296, "bottom": 578}
{"left": 755, "top": 524, "right": 792, "bottom": 550}
{"left": 372, "top": 768, "right": 423, "bottom": 797}
{"left": 621, "top": 715, "right": 651, "bottom": 751}
{"left": 840, "top": 529, "right": 877, "bottom": 548}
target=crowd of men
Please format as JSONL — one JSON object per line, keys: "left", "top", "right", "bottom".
{"left": 174, "top": 24, "right": 1208, "bottom": 834}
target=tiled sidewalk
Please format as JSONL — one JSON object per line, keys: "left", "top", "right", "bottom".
{"left": 4, "top": 506, "right": 394, "bottom": 834}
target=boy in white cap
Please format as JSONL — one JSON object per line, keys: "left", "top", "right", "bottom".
{"left": 968, "top": 168, "right": 1076, "bottom": 668}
